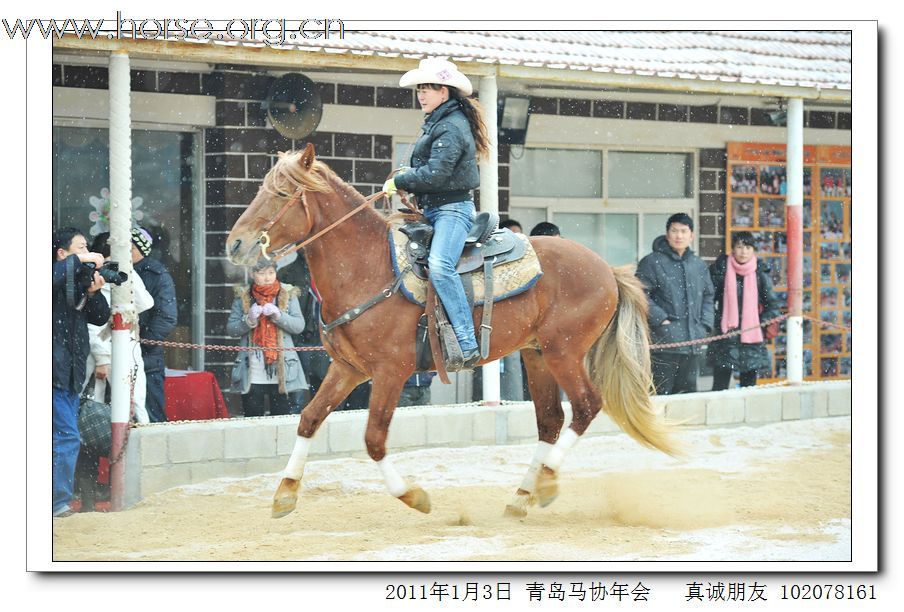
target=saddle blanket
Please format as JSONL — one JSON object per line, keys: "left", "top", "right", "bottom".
{"left": 388, "top": 229, "right": 543, "bottom": 307}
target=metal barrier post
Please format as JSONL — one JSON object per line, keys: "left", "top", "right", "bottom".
{"left": 108, "top": 50, "right": 135, "bottom": 511}
{"left": 785, "top": 97, "right": 805, "bottom": 384}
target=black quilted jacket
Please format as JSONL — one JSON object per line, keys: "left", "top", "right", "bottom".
{"left": 394, "top": 98, "right": 480, "bottom": 208}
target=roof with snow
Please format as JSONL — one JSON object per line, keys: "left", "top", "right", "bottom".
{"left": 282, "top": 30, "right": 851, "bottom": 92}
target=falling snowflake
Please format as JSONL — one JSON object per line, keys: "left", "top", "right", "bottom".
{"left": 88, "top": 188, "right": 146, "bottom": 236}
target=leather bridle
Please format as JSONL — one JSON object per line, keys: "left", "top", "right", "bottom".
{"left": 256, "top": 168, "right": 418, "bottom": 261}
{"left": 257, "top": 188, "right": 385, "bottom": 261}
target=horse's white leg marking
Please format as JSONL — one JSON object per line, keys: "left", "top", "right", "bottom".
{"left": 377, "top": 457, "right": 409, "bottom": 497}
{"left": 504, "top": 441, "right": 554, "bottom": 517}
{"left": 543, "top": 427, "right": 580, "bottom": 471}
{"left": 523, "top": 428, "right": 580, "bottom": 510}
{"left": 283, "top": 436, "right": 312, "bottom": 480}
{"left": 519, "top": 441, "right": 554, "bottom": 493}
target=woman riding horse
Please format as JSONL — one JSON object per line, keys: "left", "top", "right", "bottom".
{"left": 383, "top": 58, "right": 490, "bottom": 371}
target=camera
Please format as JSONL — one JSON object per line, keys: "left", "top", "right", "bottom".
{"left": 77, "top": 261, "right": 128, "bottom": 288}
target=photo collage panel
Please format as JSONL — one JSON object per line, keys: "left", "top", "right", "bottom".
{"left": 726, "top": 144, "right": 851, "bottom": 381}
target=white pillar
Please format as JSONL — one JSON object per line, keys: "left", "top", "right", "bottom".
{"left": 108, "top": 51, "right": 136, "bottom": 510}
{"left": 785, "top": 97, "right": 804, "bottom": 384}
{"left": 478, "top": 74, "right": 501, "bottom": 405}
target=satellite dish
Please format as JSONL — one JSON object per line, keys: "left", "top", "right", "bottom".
{"left": 264, "top": 73, "right": 323, "bottom": 140}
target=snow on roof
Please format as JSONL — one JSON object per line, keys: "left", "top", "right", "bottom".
{"left": 280, "top": 30, "right": 851, "bottom": 92}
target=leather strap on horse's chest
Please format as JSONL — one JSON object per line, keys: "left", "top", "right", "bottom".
{"left": 320, "top": 267, "right": 410, "bottom": 334}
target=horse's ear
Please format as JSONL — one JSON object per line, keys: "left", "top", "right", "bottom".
{"left": 299, "top": 143, "right": 316, "bottom": 171}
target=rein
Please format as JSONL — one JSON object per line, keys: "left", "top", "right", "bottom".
{"left": 259, "top": 189, "right": 387, "bottom": 261}
{"left": 254, "top": 172, "right": 420, "bottom": 333}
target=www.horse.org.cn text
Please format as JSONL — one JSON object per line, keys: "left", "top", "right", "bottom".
{"left": 3, "top": 13, "right": 346, "bottom": 44}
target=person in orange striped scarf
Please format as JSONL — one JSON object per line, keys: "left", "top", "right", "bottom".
{"left": 227, "top": 259, "right": 307, "bottom": 417}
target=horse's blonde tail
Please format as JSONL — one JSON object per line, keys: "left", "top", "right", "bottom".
{"left": 586, "top": 266, "right": 684, "bottom": 457}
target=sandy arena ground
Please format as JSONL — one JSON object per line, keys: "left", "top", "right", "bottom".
{"left": 52, "top": 416, "right": 851, "bottom": 563}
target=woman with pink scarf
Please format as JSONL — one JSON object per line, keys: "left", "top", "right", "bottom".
{"left": 707, "top": 232, "right": 782, "bottom": 390}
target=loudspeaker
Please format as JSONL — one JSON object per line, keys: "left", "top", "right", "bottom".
{"left": 264, "top": 73, "right": 323, "bottom": 140}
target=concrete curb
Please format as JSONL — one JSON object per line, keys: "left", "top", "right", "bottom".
{"left": 122, "top": 380, "right": 851, "bottom": 507}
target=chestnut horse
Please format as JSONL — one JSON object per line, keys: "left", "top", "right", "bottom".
{"left": 226, "top": 144, "right": 680, "bottom": 519}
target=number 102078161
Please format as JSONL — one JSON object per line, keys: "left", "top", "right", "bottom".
{"left": 781, "top": 584, "right": 876, "bottom": 600}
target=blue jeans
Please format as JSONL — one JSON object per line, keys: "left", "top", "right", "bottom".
{"left": 424, "top": 201, "right": 478, "bottom": 354}
{"left": 52, "top": 387, "right": 81, "bottom": 514}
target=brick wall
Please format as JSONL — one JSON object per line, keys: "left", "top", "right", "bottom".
{"left": 523, "top": 94, "right": 851, "bottom": 131}
{"left": 698, "top": 148, "right": 728, "bottom": 262}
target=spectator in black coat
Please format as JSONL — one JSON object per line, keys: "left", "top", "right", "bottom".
{"left": 529, "top": 221, "right": 561, "bottom": 237}
{"left": 500, "top": 218, "right": 523, "bottom": 234}
{"left": 707, "top": 231, "right": 782, "bottom": 389}
{"left": 131, "top": 227, "right": 177, "bottom": 422}
{"left": 52, "top": 227, "right": 110, "bottom": 517}
{"left": 635, "top": 213, "right": 715, "bottom": 395}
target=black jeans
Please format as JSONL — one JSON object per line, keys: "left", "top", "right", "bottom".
{"left": 242, "top": 384, "right": 291, "bottom": 417}
{"left": 711, "top": 367, "right": 758, "bottom": 391}
{"left": 651, "top": 352, "right": 699, "bottom": 395}
{"left": 398, "top": 385, "right": 431, "bottom": 407}
{"left": 145, "top": 369, "right": 167, "bottom": 423}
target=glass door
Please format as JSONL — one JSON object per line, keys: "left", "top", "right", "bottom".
{"left": 53, "top": 125, "right": 204, "bottom": 370}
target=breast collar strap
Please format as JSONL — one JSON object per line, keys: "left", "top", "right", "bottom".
{"left": 320, "top": 266, "right": 410, "bottom": 334}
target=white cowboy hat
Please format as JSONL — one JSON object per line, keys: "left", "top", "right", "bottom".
{"left": 399, "top": 58, "right": 473, "bottom": 97}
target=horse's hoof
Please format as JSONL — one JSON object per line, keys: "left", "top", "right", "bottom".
{"left": 535, "top": 466, "right": 559, "bottom": 508}
{"left": 503, "top": 503, "right": 527, "bottom": 518}
{"left": 503, "top": 489, "right": 534, "bottom": 518}
{"left": 271, "top": 478, "right": 300, "bottom": 519}
{"left": 272, "top": 498, "right": 296, "bottom": 519}
{"left": 398, "top": 486, "right": 431, "bottom": 514}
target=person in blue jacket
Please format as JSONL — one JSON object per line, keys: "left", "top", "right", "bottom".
{"left": 53, "top": 227, "right": 110, "bottom": 517}
{"left": 383, "top": 58, "right": 490, "bottom": 371}
{"left": 131, "top": 227, "right": 177, "bottom": 422}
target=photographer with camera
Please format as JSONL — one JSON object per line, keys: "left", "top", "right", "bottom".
{"left": 130, "top": 228, "right": 177, "bottom": 423}
{"left": 53, "top": 227, "right": 111, "bottom": 518}
{"left": 84, "top": 232, "right": 154, "bottom": 422}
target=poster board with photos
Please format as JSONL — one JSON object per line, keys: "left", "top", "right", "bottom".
{"left": 726, "top": 142, "right": 851, "bottom": 382}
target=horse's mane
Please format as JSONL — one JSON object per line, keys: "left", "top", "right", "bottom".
{"left": 263, "top": 151, "right": 335, "bottom": 195}
{"left": 265, "top": 150, "right": 391, "bottom": 230}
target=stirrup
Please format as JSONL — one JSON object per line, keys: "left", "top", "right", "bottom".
{"left": 435, "top": 301, "right": 465, "bottom": 371}
{"left": 443, "top": 335, "right": 465, "bottom": 372}
{"left": 461, "top": 347, "right": 481, "bottom": 370}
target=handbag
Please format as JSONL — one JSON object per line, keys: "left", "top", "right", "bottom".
{"left": 79, "top": 396, "right": 112, "bottom": 456}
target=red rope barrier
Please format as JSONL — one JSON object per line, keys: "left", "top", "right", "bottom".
{"left": 649, "top": 314, "right": 790, "bottom": 350}
{"left": 139, "top": 313, "right": 850, "bottom": 353}
{"left": 139, "top": 338, "right": 326, "bottom": 352}
{"left": 648, "top": 313, "right": 851, "bottom": 351}
{"left": 802, "top": 314, "right": 852, "bottom": 333}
